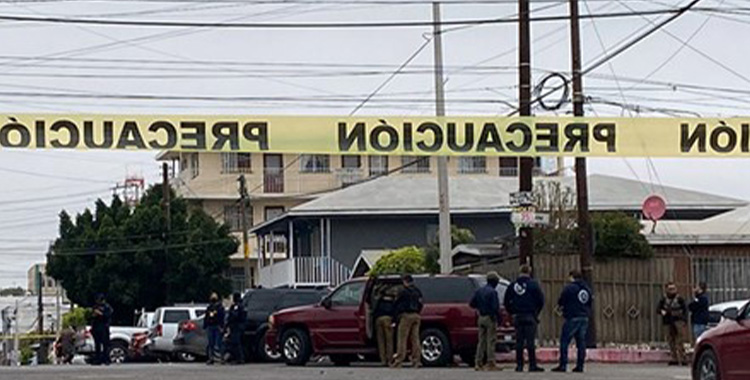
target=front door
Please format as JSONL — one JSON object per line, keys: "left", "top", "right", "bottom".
{"left": 721, "top": 303, "right": 750, "bottom": 380}
{"left": 313, "top": 281, "right": 366, "bottom": 350}
{"left": 264, "top": 154, "right": 284, "bottom": 193}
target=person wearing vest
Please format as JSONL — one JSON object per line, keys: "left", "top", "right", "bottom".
{"left": 503, "top": 264, "right": 545, "bottom": 373}
{"left": 657, "top": 282, "right": 688, "bottom": 366}
{"left": 203, "top": 292, "right": 225, "bottom": 365}
{"left": 392, "top": 274, "right": 423, "bottom": 368}
{"left": 688, "top": 282, "right": 710, "bottom": 341}
{"left": 470, "top": 271, "right": 502, "bottom": 371}
{"left": 551, "top": 270, "right": 593, "bottom": 373}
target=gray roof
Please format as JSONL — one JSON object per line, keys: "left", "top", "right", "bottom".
{"left": 250, "top": 174, "right": 746, "bottom": 233}
{"left": 647, "top": 206, "right": 750, "bottom": 245}
{"left": 286, "top": 174, "right": 745, "bottom": 216}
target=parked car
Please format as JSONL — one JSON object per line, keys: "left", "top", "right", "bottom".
{"left": 77, "top": 311, "right": 154, "bottom": 364}
{"left": 693, "top": 300, "right": 750, "bottom": 380}
{"left": 145, "top": 306, "right": 206, "bottom": 361}
{"left": 173, "top": 288, "right": 329, "bottom": 362}
{"left": 266, "top": 274, "right": 514, "bottom": 367}
{"left": 707, "top": 299, "right": 749, "bottom": 328}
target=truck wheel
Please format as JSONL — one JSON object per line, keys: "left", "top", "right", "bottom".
{"left": 420, "top": 328, "right": 452, "bottom": 367}
{"left": 108, "top": 341, "right": 129, "bottom": 364}
{"left": 281, "top": 328, "right": 312, "bottom": 366}
{"left": 329, "top": 354, "right": 356, "bottom": 366}
{"left": 255, "top": 330, "right": 282, "bottom": 362}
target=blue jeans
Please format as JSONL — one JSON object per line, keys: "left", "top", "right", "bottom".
{"left": 559, "top": 317, "right": 589, "bottom": 370}
{"left": 692, "top": 324, "right": 707, "bottom": 341}
{"left": 206, "top": 326, "right": 223, "bottom": 361}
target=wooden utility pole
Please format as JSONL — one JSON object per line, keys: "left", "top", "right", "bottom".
{"left": 433, "top": 2, "right": 452, "bottom": 274}
{"left": 162, "top": 163, "right": 171, "bottom": 302}
{"left": 238, "top": 175, "right": 252, "bottom": 290}
{"left": 518, "top": 0, "right": 534, "bottom": 269}
{"left": 569, "top": 0, "right": 596, "bottom": 346}
{"left": 36, "top": 266, "right": 46, "bottom": 364}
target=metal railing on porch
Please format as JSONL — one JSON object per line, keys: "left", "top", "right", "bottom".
{"left": 259, "top": 257, "right": 351, "bottom": 288}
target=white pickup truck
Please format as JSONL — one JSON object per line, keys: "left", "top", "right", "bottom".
{"left": 77, "top": 312, "right": 154, "bottom": 364}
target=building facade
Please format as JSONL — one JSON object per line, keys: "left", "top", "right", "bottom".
{"left": 26, "top": 264, "right": 59, "bottom": 297}
{"left": 159, "top": 151, "right": 552, "bottom": 291}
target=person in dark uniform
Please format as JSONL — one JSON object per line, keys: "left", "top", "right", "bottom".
{"left": 393, "top": 275, "right": 423, "bottom": 368}
{"left": 470, "top": 271, "right": 502, "bottom": 371}
{"left": 225, "top": 292, "right": 247, "bottom": 364}
{"left": 503, "top": 264, "right": 544, "bottom": 373}
{"left": 688, "top": 282, "right": 710, "bottom": 341}
{"left": 372, "top": 284, "right": 397, "bottom": 367}
{"left": 203, "top": 292, "right": 225, "bottom": 365}
{"left": 90, "top": 293, "right": 113, "bottom": 365}
{"left": 551, "top": 270, "right": 592, "bottom": 373}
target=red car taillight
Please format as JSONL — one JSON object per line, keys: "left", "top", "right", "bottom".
{"left": 181, "top": 321, "right": 197, "bottom": 332}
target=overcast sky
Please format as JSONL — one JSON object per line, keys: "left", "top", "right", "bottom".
{"left": 0, "top": 0, "right": 748, "bottom": 288}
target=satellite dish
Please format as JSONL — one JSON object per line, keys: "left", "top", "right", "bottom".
{"left": 642, "top": 195, "right": 667, "bottom": 233}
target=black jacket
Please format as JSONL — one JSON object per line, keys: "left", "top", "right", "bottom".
{"left": 557, "top": 280, "right": 593, "bottom": 319}
{"left": 395, "top": 285, "right": 423, "bottom": 315}
{"left": 470, "top": 284, "right": 500, "bottom": 320}
{"left": 203, "top": 302, "right": 226, "bottom": 329}
{"left": 226, "top": 303, "right": 247, "bottom": 329}
{"left": 503, "top": 275, "right": 544, "bottom": 317}
{"left": 91, "top": 303, "right": 113, "bottom": 333}
{"left": 658, "top": 295, "right": 688, "bottom": 325}
{"left": 689, "top": 293, "right": 710, "bottom": 325}
{"left": 373, "top": 297, "right": 395, "bottom": 319}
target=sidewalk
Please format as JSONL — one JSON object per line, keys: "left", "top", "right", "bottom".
{"left": 497, "top": 348, "right": 674, "bottom": 364}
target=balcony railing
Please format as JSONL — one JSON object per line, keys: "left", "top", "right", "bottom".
{"left": 259, "top": 257, "right": 352, "bottom": 288}
{"left": 264, "top": 168, "right": 284, "bottom": 193}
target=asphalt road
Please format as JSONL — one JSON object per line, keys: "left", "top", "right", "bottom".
{"left": 0, "top": 363, "right": 692, "bottom": 380}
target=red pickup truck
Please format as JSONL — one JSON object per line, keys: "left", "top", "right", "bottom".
{"left": 267, "top": 274, "right": 514, "bottom": 367}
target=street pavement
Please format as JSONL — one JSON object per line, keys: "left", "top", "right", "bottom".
{"left": 0, "top": 363, "right": 692, "bottom": 380}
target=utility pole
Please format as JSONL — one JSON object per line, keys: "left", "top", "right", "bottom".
{"left": 36, "top": 266, "right": 46, "bottom": 364}
{"left": 238, "top": 175, "right": 252, "bottom": 290}
{"left": 162, "top": 163, "right": 171, "bottom": 303}
{"left": 569, "top": 0, "right": 596, "bottom": 346}
{"left": 433, "top": 2, "right": 452, "bottom": 274}
{"left": 518, "top": 0, "right": 534, "bottom": 269}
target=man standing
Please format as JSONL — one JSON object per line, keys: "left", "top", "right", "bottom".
{"left": 551, "top": 270, "right": 592, "bottom": 373}
{"left": 372, "top": 284, "right": 396, "bottom": 367}
{"left": 204, "top": 292, "right": 225, "bottom": 365}
{"left": 657, "top": 282, "right": 688, "bottom": 366}
{"left": 225, "top": 292, "right": 247, "bottom": 364}
{"left": 503, "top": 265, "right": 544, "bottom": 373}
{"left": 688, "top": 282, "right": 710, "bottom": 341}
{"left": 393, "top": 275, "right": 423, "bottom": 368}
{"left": 469, "top": 271, "right": 502, "bottom": 371}
{"left": 90, "top": 294, "right": 113, "bottom": 366}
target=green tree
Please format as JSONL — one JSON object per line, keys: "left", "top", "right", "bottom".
{"left": 369, "top": 246, "right": 427, "bottom": 277}
{"left": 62, "top": 307, "right": 90, "bottom": 329}
{"left": 592, "top": 211, "right": 654, "bottom": 260}
{"left": 47, "top": 185, "right": 238, "bottom": 325}
{"left": 533, "top": 181, "right": 578, "bottom": 255}
{"left": 0, "top": 287, "right": 25, "bottom": 297}
{"left": 424, "top": 225, "right": 475, "bottom": 273}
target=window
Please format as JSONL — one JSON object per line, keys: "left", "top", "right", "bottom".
{"left": 499, "top": 157, "right": 519, "bottom": 177}
{"left": 279, "top": 292, "right": 326, "bottom": 310}
{"left": 369, "top": 156, "right": 389, "bottom": 176}
{"left": 163, "top": 310, "right": 190, "bottom": 324}
{"left": 329, "top": 281, "right": 365, "bottom": 307}
{"left": 264, "top": 206, "right": 285, "bottom": 221}
{"left": 341, "top": 155, "right": 361, "bottom": 169}
{"left": 458, "top": 156, "right": 487, "bottom": 174}
{"left": 401, "top": 156, "right": 430, "bottom": 173}
{"left": 300, "top": 154, "right": 330, "bottom": 173}
{"left": 189, "top": 153, "right": 200, "bottom": 179}
{"left": 224, "top": 204, "right": 252, "bottom": 231}
{"left": 221, "top": 153, "right": 252, "bottom": 174}
{"left": 415, "top": 277, "right": 476, "bottom": 303}
{"left": 246, "top": 290, "right": 280, "bottom": 312}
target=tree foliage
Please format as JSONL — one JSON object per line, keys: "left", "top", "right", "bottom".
{"left": 0, "top": 287, "right": 25, "bottom": 297}
{"left": 592, "top": 212, "right": 654, "bottom": 260}
{"left": 424, "top": 225, "right": 475, "bottom": 274}
{"left": 46, "top": 185, "right": 238, "bottom": 325}
{"left": 62, "top": 307, "right": 90, "bottom": 329}
{"left": 369, "top": 246, "right": 427, "bottom": 277}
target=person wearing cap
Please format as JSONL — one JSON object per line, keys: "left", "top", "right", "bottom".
{"left": 551, "top": 270, "right": 593, "bottom": 373}
{"left": 90, "top": 293, "right": 113, "bottom": 365}
{"left": 503, "top": 264, "right": 545, "bottom": 373}
{"left": 470, "top": 271, "right": 502, "bottom": 371}
{"left": 392, "top": 274, "right": 424, "bottom": 368}
{"left": 203, "top": 292, "right": 225, "bottom": 365}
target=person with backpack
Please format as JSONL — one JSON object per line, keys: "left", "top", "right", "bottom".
{"left": 551, "top": 270, "right": 593, "bottom": 373}
{"left": 392, "top": 275, "right": 423, "bottom": 368}
{"left": 657, "top": 282, "right": 688, "bottom": 366}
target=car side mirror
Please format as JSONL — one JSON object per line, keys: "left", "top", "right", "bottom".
{"left": 723, "top": 307, "right": 739, "bottom": 321}
{"left": 321, "top": 297, "right": 332, "bottom": 310}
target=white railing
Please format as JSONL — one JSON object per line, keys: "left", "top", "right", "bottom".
{"left": 259, "top": 257, "right": 352, "bottom": 288}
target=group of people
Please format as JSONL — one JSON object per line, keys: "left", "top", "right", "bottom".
{"left": 657, "top": 281, "right": 710, "bottom": 366}
{"left": 204, "top": 292, "right": 248, "bottom": 365}
{"left": 471, "top": 265, "right": 592, "bottom": 373}
{"left": 370, "top": 274, "right": 425, "bottom": 368}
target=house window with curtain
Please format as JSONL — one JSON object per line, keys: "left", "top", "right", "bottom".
{"left": 499, "top": 157, "right": 519, "bottom": 177}
{"left": 300, "top": 154, "right": 330, "bottom": 173}
{"left": 223, "top": 204, "right": 252, "bottom": 231}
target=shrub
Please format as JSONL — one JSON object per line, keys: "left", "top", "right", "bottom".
{"left": 369, "top": 246, "right": 427, "bottom": 277}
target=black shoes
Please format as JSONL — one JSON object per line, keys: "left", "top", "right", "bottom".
{"left": 551, "top": 366, "right": 566, "bottom": 372}
{"left": 529, "top": 367, "right": 545, "bottom": 372}
{"left": 572, "top": 367, "right": 584, "bottom": 373}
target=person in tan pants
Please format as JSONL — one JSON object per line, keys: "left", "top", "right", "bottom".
{"left": 392, "top": 275, "right": 423, "bottom": 368}
{"left": 372, "top": 285, "right": 397, "bottom": 366}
